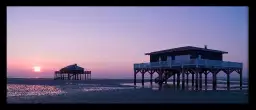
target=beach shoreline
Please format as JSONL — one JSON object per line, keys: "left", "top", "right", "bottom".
{"left": 7, "top": 78, "right": 248, "bottom": 103}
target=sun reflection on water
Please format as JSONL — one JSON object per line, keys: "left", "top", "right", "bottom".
{"left": 7, "top": 84, "right": 66, "bottom": 97}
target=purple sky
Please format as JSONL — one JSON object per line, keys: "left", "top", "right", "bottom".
{"left": 7, "top": 6, "right": 248, "bottom": 79}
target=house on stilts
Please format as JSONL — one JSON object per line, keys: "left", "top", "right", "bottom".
{"left": 133, "top": 46, "right": 243, "bottom": 90}
{"left": 54, "top": 64, "right": 91, "bottom": 80}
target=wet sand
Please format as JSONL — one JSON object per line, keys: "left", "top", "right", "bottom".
{"left": 7, "top": 78, "right": 248, "bottom": 103}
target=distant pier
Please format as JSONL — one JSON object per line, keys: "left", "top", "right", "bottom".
{"left": 54, "top": 64, "right": 91, "bottom": 80}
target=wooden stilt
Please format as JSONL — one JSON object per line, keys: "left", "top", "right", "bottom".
{"left": 199, "top": 72, "right": 202, "bottom": 90}
{"left": 182, "top": 69, "right": 185, "bottom": 90}
{"left": 134, "top": 69, "right": 137, "bottom": 85}
{"left": 204, "top": 71, "right": 208, "bottom": 90}
{"left": 211, "top": 69, "right": 219, "bottom": 90}
{"left": 158, "top": 71, "right": 163, "bottom": 90}
{"left": 177, "top": 73, "right": 180, "bottom": 88}
{"left": 173, "top": 73, "right": 176, "bottom": 87}
{"left": 186, "top": 72, "right": 189, "bottom": 86}
{"left": 142, "top": 72, "right": 145, "bottom": 87}
{"left": 150, "top": 72, "right": 153, "bottom": 85}
{"left": 239, "top": 69, "right": 242, "bottom": 90}
{"left": 227, "top": 72, "right": 230, "bottom": 90}
{"left": 192, "top": 72, "right": 194, "bottom": 88}
{"left": 164, "top": 72, "right": 168, "bottom": 84}
{"left": 195, "top": 70, "right": 198, "bottom": 90}
{"left": 213, "top": 73, "right": 217, "bottom": 90}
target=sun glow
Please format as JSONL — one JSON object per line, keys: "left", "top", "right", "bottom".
{"left": 33, "top": 66, "right": 41, "bottom": 72}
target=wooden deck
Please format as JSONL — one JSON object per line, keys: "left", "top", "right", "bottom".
{"left": 134, "top": 59, "right": 242, "bottom": 69}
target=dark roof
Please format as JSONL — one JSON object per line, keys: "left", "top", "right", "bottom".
{"left": 60, "top": 64, "right": 84, "bottom": 72}
{"left": 145, "top": 46, "right": 228, "bottom": 55}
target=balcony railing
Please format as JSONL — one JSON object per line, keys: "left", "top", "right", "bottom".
{"left": 134, "top": 59, "right": 243, "bottom": 69}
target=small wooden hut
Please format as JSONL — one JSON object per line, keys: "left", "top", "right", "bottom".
{"left": 54, "top": 64, "right": 91, "bottom": 80}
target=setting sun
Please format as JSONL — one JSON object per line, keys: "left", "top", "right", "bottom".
{"left": 33, "top": 66, "right": 41, "bottom": 72}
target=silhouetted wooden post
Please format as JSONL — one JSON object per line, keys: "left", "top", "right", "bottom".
{"left": 173, "top": 73, "right": 176, "bottom": 87}
{"left": 134, "top": 69, "right": 137, "bottom": 85}
{"left": 211, "top": 69, "right": 218, "bottom": 90}
{"left": 195, "top": 70, "right": 198, "bottom": 90}
{"left": 192, "top": 72, "right": 194, "bottom": 88}
{"left": 224, "top": 68, "right": 231, "bottom": 90}
{"left": 186, "top": 72, "right": 189, "bottom": 86}
{"left": 212, "top": 73, "right": 216, "bottom": 90}
{"left": 177, "top": 73, "right": 180, "bottom": 88}
{"left": 150, "top": 72, "right": 153, "bottom": 85}
{"left": 158, "top": 71, "right": 163, "bottom": 90}
{"left": 227, "top": 72, "right": 230, "bottom": 90}
{"left": 199, "top": 72, "right": 202, "bottom": 90}
{"left": 239, "top": 69, "right": 242, "bottom": 90}
{"left": 141, "top": 70, "right": 146, "bottom": 87}
{"left": 164, "top": 72, "right": 168, "bottom": 84}
{"left": 204, "top": 71, "right": 208, "bottom": 90}
{"left": 182, "top": 68, "right": 185, "bottom": 90}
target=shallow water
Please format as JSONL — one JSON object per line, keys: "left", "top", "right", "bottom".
{"left": 121, "top": 80, "right": 248, "bottom": 91}
{"left": 6, "top": 78, "right": 248, "bottom": 103}
{"left": 7, "top": 84, "right": 66, "bottom": 97}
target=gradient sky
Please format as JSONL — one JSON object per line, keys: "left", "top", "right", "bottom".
{"left": 7, "top": 6, "right": 248, "bottom": 79}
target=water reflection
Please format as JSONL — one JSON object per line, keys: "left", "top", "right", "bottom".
{"left": 7, "top": 84, "right": 66, "bottom": 97}
{"left": 82, "top": 87, "right": 134, "bottom": 92}
{"left": 121, "top": 81, "right": 248, "bottom": 91}
{"left": 7, "top": 84, "right": 135, "bottom": 98}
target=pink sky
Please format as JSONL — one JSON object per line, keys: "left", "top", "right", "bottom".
{"left": 7, "top": 7, "right": 248, "bottom": 78}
